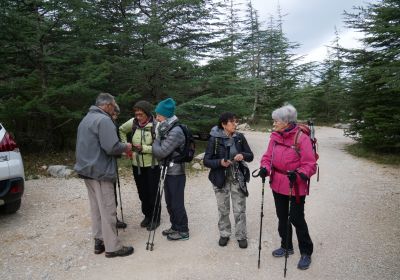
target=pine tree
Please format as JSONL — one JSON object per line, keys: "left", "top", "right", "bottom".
{"left": 343, "top": 0, "right": 400, "bottom": 152}
{"left": 307, "top": 28, "right": 349, "bottom": 122}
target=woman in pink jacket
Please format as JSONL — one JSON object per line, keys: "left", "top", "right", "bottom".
{"left": 260, "top": 104, "right": 317, "bottom": 270}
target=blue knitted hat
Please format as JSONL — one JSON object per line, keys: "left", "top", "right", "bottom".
{"left": 155, "top": 98, "right": 176, "bottom": 118}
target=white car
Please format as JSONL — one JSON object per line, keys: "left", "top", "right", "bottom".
{"left": 0, "top": 123, "right": 25, "bottom": 214}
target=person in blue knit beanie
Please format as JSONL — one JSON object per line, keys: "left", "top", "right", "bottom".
{"left": 155, "top": 98, "right": 176, "bottom": 118}
{"left": 152, "top": 97, "right": 189, "bottom": 241}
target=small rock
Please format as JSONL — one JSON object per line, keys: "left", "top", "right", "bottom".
{"left": 195, "top": 153, "right": 204, "bottom": 161}
{"left": 47, "top": 165, "right": 74, "bottom": 178}
{"left": 192, "top": 163, "right": 202, "bottom": 170}
{"left": 333, "top": 123, "right": 350, "bottom": 129}
{"left": 237, "top": 123, "right": 251, "bottom": 131}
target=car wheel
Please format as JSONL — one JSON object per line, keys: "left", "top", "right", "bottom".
{"left": 1, "top": 199, "right": 21, "bottom": 214}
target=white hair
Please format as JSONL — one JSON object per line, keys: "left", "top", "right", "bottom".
{"left": 271, "top": 104, "right": 297, "bottom": 123}
{"left": 95, "top": 92, "right": 115, "bottom": 106}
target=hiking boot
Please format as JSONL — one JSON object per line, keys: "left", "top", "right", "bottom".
{"left": 116, "top": 219, "right": 127, "bottom": 229}
{"left": 146, "top": 220, "right": 160, "bottom": 231}
{"left": 105, "top": 246, "right": 134, "bottom": 258}
{"left": 162, "top": 228, "right": 177, "bottom": 236}
{"left": 94, "top": 238, "right": 105, "bottom": 254}
{"left": 167, "top": 231, "right": 189, "bottom": 241}
{"left": 140, "top": 217, "right": 151, "bottom": 228}
{"left": 219, "top": 236, "right": 230, "bottom": 247}
{"left": 238, "top": 239, "right": 248, "bottom": 249}
{"left": 297, "top": 254, "right": 312, "bottom": 270}
{"left": 272, "top": 247, "right": 294, "bottom": 257}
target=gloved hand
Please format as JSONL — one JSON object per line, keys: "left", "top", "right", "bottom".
{"left": 287, "top": 170, "right": 297, "bottom": 183}
{"left": 259, "top": 167, "right": 268, "bottom": 179}
{"left": 299, "top": 172, "right": 309, "bottom": 181}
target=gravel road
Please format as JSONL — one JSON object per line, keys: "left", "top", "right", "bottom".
{"left": 1, "top": 127, "right": 399, "bottom": 280}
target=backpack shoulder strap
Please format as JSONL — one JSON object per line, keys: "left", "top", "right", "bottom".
{"left": 293, "top": 129, "right": 303, "bottom": 152}
{"left": 150, "top": 119, "right": 157, "bottom": 141}
{"left": 131, "top": 118, "right": 138, "bottom": 135}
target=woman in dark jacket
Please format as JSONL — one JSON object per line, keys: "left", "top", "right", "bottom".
{"left": 203, "top": 112, "right": 253, "bottom": 248}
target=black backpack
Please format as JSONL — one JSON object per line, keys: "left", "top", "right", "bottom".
{"left": 171, "top": 123, "right": 196, "bottom": 163}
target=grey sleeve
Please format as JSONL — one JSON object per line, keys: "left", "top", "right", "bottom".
{"left": 98, "top": 117, "right": 127, "bottom": 155}
{"left": 152, "top": 126, "right": 185, "bottom": 160}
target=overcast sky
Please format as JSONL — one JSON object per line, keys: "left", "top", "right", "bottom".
{"left": 250, "top": 0, "right": 378, "bottom": 62}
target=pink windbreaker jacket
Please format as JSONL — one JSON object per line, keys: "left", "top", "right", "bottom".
{"left": 260, "top": 125, "right": 317, "bottom": 196}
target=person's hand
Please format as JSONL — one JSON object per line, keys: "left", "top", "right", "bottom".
{"left": 299, "top": 172, "right": 309, "bottom": 181}
{"left": 287, "top": 170, "right": 297, "bottom": 183}
{"left": 233, "top": 153, "right": 244, "bottom": 161}
{"left": 125, "top": 143, "right": 133, "bottom": 159}
{"left": 259, "top": 167, "right": 268, "bottom": 179}
{"left": 220, "top": 159, "right": 231, "bottom": 167}
{"left": 133, "top": 144, "right": 142, "bottom": 152}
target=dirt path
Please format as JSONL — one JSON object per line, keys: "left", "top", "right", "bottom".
{"left": 1, "top": 127, "right": 399, "bottom": 280}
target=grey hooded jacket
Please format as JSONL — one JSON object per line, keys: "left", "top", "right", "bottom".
{"left": 203, "top": 126, "right": 254, "bottom": 188}
{"left": 74, "top": 106, "right": 128, "bottom": 182}
{"left": 152, "top": 117, "right": 185, "bottom": 175}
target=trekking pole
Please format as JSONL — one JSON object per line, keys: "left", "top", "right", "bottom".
{"left": 284, "top": 170, "right": 296, "bottom": 278}
{"left": 252, "top": 168, "right": 268, "bottom": 269}
{"left": 116, "top": 162, "right": 125, "bottom": 232}
{"left": 308, "top": 120, "right": 319, "bottom": 182}
{"left": 146, "top": 161, "right": 168, "bottom": 251}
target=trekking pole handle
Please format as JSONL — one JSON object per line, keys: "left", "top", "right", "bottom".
{"left": 252, "top": 168, "right": 267, "bottom": 183}
{"left": 287, "top": 170, "right": 297, "bottom": 186}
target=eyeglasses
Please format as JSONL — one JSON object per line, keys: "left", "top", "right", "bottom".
{"left": 134, "top": 112, "right": 146, "bottom": 117}
{"left": 228, "top": 120, "right": 239, "bottom": 125}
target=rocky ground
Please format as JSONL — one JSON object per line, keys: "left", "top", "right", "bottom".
{"left": 1, "top": 127, "right": 399, "bottom": 280}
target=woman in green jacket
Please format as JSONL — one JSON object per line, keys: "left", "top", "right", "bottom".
{"left": 119, "top": 101, "right": 161, "bottom": 231}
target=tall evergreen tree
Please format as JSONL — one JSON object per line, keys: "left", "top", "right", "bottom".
{"left": 307, "top": 28, "right": 349, "bottom": 122}
{"left": 343, "top": 0, "right": 400, "bottom": 152}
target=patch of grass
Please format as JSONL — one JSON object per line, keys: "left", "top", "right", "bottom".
{"left": 345, "top": 143, "right": 400, "bottom": 166}
{"left": 23, "top": 150, "right": 76, "bottom": 178}
{"left": 23, "top": 140, "right": 211, "bottom": 179}
{"left": 194, "top": 139, "right": 208, "bottom": 155}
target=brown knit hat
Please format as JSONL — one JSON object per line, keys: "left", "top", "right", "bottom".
{"left": 133, "top": 100, "right": 153, "bottom": 117}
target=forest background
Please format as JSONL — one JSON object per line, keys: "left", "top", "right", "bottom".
{"left": 0, "top": 0, "right": 399, "bottom": 155}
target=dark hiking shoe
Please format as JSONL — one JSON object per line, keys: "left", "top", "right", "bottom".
{"left": 94, "top": 238, "right": 105, "bottom": 254}
{"left": 272, "top": 247, "right": 294, "bottom": 257}
{"left": 219, "top": 236, "right": 230, "bottom": 247}
{"left": 167, "top": 231, "right": 189, "bottom": 241}
{"left": 105, "top": 246, "right": 134, "bottom": 258}
{"left": 116, "top": 219, "right": 127, "bottom": 229}
{"left": 162, "top": 228, "right": 177, "bottom": 236}
{"left": 297, "top": 254, "right": 312, "bottom": 270}
{"left": 238, "top": 239, "right": 248, "bottom": 249}
{"left": 146, "top": 220, "right": 160, "bottom": 231}
{"left": 140, "top": 217, "right": 151, "bottom": 228}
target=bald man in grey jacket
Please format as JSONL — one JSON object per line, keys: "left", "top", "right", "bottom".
{"left": 74, "top": 92, "right": 133, "bottom": 258}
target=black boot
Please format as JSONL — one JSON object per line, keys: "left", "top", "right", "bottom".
{"left": 94, "top": 238, "right": 105, "bottom": 254}
{"left": 105, "top": 246, "right": 134, "bottom": 258}
{"left": 146, "top": 220, "right": 160, "bottom": 231}
{"left": 140, "top": 217, "right": 150, "bottom": 228}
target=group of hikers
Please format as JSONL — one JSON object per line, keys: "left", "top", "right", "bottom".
{"left": 74, "top": 92, "right": 317, "bottom": 272}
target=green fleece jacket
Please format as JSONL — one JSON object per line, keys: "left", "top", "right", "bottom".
{"left": 119, "top": 118, "right": 157, "bottom": 167}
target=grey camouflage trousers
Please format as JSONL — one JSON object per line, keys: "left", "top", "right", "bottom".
{"left": 213, "top": 177, "right": 247, "bottom": 240}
